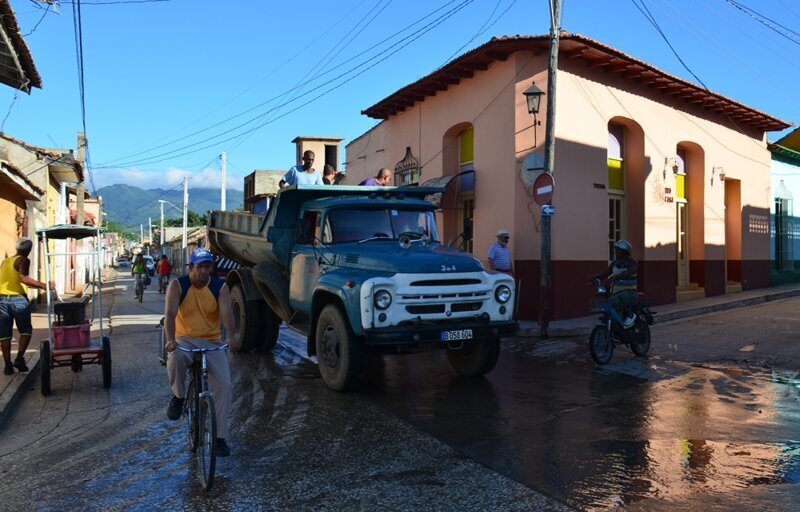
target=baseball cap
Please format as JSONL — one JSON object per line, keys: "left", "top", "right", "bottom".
{"left": 496, "top": 229, "right": 510, "bottom": 237}
{"left": 190, "top": 248, "right": 214, "bottom": 264}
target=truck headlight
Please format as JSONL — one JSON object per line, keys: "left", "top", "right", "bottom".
{"left": 374, "top": 290, "right": 392, "bottom": 309}
{"left": 494, "top": 285, "right": 511, "bottom": 304}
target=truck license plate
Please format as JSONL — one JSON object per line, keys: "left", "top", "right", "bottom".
{"left": 441, "top": 329, "right": 473, "bottom": 342}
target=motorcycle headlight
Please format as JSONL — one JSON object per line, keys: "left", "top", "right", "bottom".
{"left": 374, "top": 290, "right": 392, "bottom": 310}
{"left": 494, "top": 285, "right": 511, "bottom": 304}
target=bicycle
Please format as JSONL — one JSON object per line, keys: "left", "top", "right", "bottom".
{"left": 158, "top": 274, "right": 170, "bottom": 294}
{"left": 177, "top": 343, "right": 229, "bottom": 491}
{"left": 133, "top": 273, "right": 144, "bottom": 303}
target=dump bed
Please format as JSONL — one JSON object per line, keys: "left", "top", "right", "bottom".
{"left": 207, "top": 184, "right": 445, "bottom": 270}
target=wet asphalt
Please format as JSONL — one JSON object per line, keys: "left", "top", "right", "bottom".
{"left": 0, "top": 274, "right": 798, "bottom": 511}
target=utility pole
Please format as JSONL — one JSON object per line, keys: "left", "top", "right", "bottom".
{"left": 140, "top": 224, "right": 144, "bottom": 249}
{"left": 148, "top": 216, "right": 153, "bottom": 254}
{"left": 182, "top": 175, "right": 189, "bottom": 271}
{"left": 539, "top": 0, "right": 562, "bottom": 339}
{"left": 160, "top": 201, "right": 165, "bottom": 250}
{"left": 220, "top": 152, "right": 227, "bottom": 211}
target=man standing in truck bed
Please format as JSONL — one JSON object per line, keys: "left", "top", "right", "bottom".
{"left": 280, "top": 150, "right": 322, "bottom": 187}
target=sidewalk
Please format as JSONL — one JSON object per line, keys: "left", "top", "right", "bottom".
{"left": 0, "top": 270, "right": 118, "bottom": 425}
{"left": 518, "top": 282, "right": 800, "bottom": 338}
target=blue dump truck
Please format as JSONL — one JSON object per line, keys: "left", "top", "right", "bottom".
{"left": 208, "top": 185, "right": 518, "bottom": 391}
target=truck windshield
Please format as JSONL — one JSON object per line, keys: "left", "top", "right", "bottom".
{"left": 323, "top": 208, "right": 439, "bottom": 244}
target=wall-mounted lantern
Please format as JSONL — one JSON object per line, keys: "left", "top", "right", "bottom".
{"left": 523, "top": 81, "right": 544, "bottom": 115}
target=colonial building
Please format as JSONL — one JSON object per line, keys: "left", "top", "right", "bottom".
{"left": 769, "top": 127, "right": 800, "bottom": 285}
{"left": 345, "top": 34, "right": 790, "bottom": 320}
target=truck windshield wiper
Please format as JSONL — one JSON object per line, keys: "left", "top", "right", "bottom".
{"left": 357, "top": 233, "right": 392, "bottom": 244}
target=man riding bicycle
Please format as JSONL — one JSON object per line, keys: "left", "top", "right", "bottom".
{"left": 164, "top": 248, "right": 236, "bottom": 457}
{"left": 131, "top": 254, "right": 147, "bottom": 299}
{"left": 156, "top": 255, "right": 172, "bottom": 293}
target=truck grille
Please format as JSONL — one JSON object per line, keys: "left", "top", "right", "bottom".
{"left": 410, "top": 278, "right": 481, "bottom": 286}
{"left": 406, "top": 305, "right": 445, "bottom": 314}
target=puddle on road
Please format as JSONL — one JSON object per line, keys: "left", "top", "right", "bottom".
{"left": 569, "top": 439, "right": 800, "bottom": 510}
{"left": 369, "top": 350, "right": 800, "bottom": 511}
{"left": 559, "top": 367, "right": 800, "bottom": 510}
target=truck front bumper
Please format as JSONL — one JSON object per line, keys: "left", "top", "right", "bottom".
{"left": 363, "top": 320, "right": 519, "bottom": 347}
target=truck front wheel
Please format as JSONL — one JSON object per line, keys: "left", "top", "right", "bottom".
{"left": 446, "top": 338, "right": 500, "bottom": 377}
{"left": 315, "top": 304, "right": 365, "bottom": 391}
{"left": 230, "top": 284, "right": 260, "bottom": 353}
{"left": 258, "top": 308, "right": 280, "bottom": 351}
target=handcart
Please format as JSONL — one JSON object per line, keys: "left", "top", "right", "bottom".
{"left": 37, "top": 225, "right": 111, "bottom": 395}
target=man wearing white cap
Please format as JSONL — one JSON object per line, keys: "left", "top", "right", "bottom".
{"left": 0, "top": 238, "right": 56, "bottom": 375}
{"left": 487, "top": 229, "right": 513, "bottom": 275}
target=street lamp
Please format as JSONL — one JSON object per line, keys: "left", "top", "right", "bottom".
{"left": 523, "top": 81, "right": 544, "bottom": 147}
{"left": 523, "top": 81, "right": 544, "bottom": 115}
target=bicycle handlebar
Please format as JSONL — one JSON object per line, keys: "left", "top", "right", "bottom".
{"left": 176, "top": 344, "right": 229, "bottom": 353}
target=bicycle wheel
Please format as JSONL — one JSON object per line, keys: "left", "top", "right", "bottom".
{"left": 197, "top": 394, "right": 217, "bottom": 491}
{"left": 184, "top": 377, "right": 199, "bottom": 451}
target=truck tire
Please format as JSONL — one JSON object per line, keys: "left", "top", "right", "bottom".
{"left": 446, "top": 338, "right": 500, "bottom": 377}
{"left": 258, "top": 307, "right": 280, "bottom": 351}
{"left": 315, "top": 304, "right": 365, "bottom": 392}
{"left": 230, "top": 284, "right": 261, "bottom": 353}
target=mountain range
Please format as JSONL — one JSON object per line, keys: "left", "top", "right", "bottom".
{"left": 98, "top": 185, "right": 243, "bottom": 230}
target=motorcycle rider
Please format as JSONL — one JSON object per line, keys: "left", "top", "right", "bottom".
{"left": 591, "top": 240, "right": 638, "bottom": 328}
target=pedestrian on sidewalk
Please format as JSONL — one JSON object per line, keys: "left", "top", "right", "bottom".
{"left": 487, "top": 229, "right": 513, "bottom": 276}
{"left": 0, "top": 238, "right": 56, "bottom": 375}
{"left": 163, "top": 248, "right": 236, "bottom": 457}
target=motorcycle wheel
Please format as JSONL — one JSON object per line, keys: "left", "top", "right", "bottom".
{"left": 589, "top": 326, "right": 614, "bottom": 365}
{"left": 630, "top": 318, "right": 651, "bottom": 356}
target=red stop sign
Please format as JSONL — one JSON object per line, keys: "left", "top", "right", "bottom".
{"left": 533, "top": 173, "right": 554, "bottom": 206}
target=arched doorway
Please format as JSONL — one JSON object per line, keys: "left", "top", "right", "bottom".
{"left": 441, "top": 123, "right": 475, "bottom": 252}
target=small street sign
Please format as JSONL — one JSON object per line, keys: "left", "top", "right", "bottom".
{"left": 541, "top": 204, "right": 555, "bottom": 216}
{"left": 533, "top": 173, "right": 554, "bottom": 206}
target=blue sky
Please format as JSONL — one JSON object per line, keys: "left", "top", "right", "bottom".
{"left": 3, "top": 0, "right": 798, "bottom": 194}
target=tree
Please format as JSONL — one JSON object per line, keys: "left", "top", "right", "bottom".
{"left": 164, "top": 210, "right": 207, "bottom": 227}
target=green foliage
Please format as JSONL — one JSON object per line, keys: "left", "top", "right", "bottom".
{"left": 105, "top": 220, "right": 137, "bottom": 240}
{"left": 163, "top": 210, "right": 207, "bottom": 227}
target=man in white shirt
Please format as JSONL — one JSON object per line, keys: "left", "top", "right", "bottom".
{"left": 280, "top": 150, "right": 322, "bottom": 187}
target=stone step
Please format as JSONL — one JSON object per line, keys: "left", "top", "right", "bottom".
{"left": 725, "top": 281, "right": 742, "bottom": 294}
{"left": 676, "top": 285, "right": 705, "bottom": 302}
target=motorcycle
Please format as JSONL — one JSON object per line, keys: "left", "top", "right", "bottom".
{"left": 587, "top": 278, "right": 654, "bottom": 364}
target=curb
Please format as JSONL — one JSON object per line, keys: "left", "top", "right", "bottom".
{"left": 517, "top": 288, "right": 800, "bottom": 339}
{"left": 0, "top": 350, "right": 40, "bottom": 425}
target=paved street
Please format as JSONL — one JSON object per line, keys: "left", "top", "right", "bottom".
{"left": 0, "top": 273, "right": 798, "bottom": 511}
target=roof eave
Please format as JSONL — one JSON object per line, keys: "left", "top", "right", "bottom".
{"left": 362, "top": 33, "right": 790, "bottom": 132}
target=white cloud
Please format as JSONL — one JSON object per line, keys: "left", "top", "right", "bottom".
{"left": 92, "top": 165, "right": 244, "bottom": 191}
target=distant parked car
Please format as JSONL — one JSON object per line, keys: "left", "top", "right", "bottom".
{"left": 116, "top": 257, "right": 129, "bottom": 268}
{"left": 142, "top": 255, "right": 155, "bottom": 276}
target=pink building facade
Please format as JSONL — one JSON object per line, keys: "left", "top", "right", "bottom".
{"left": 345, "top": 34, "right": 790, "bottom": 320}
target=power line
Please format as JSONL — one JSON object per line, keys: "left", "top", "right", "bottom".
{"left": 100, "top": 0, "right": 475, "bottom": 169}
{"left": 23, "top": 2, "right": 51, "bottom": 36}
{"left": 223, "top": 0, "right": 394, "bottom": 157}
{"left": 115, "top": 0, "right": 374, "bottom": 160}
{"left": 71, "top": 0, "right": 96, "bottom": 195}
{"left": 630, "top": 0, "right": 708, "bottom": 88}
{"left": 723, "top": 0, "right": 800, "bottom": 45}
{"left": 97, "top": 0, "right": 472, "bottom": 168}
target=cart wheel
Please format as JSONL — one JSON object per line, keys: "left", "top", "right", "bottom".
{"left": 101, "top": 336, "right": 112, "bottom": 389}
{"left": 40, "top": 340, "right": 51, "bottom": 396}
